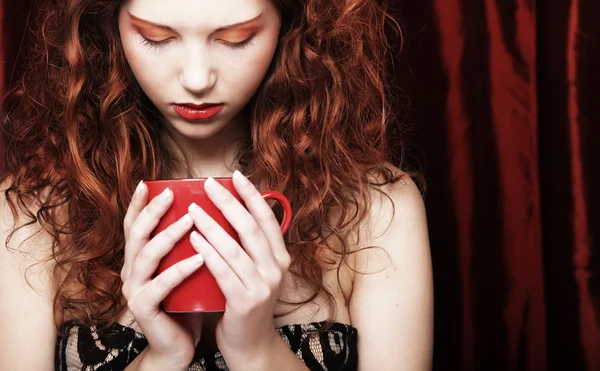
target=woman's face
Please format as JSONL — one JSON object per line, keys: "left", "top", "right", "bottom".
{"left": 118, "top": 0, "right": 281, "bottom": 140}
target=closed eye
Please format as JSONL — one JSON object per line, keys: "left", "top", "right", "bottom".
{"left": 140, "top": 34, "right": 256, "bottom": 51}
{"left": 140, "top": 37, "right": 172, "bottom": 50}
{"left": 221, "top": 34, "right": 256, "bottom": 50}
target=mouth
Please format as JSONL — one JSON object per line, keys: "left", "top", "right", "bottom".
{"left": 176, "top": 102, "right": 221, "bottom": 110}
{"left": 172, "top": 103, "right": 224, "bottom": 121}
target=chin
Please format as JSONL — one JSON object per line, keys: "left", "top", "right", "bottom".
{"left": 170, "top": 120, "right": 227, "bottom": 140}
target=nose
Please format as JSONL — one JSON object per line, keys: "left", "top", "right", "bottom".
{"left": 178, "top": 45, "right": 216, "bottom": 95}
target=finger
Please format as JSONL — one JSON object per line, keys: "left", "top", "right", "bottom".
{"left": 123, "top": 181, "right": 148, "bottom": 240}
{"left": 128, "top": 213, "right": 194, "bottom": 289}
{"left": 130, "top": 254, "right": 204, "bottom": 346}
{"left": 189, "top": 231, "right": 249, "bottom": 303}
{"left": 140, "top": 253, "right": 204, "bottom": 307}
{"left": 188, "top": 204, "right": 263, "bottom": 290}
{"left": 122, "top": 187, "right": 174, "bottom": 280}
{"left": 231, "top": 174, "right": 289, "bottom": 266}
{"left": 203, "top": 178, "right": 281, "bottom": 271}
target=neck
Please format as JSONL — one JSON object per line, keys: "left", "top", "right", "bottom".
{"left": 164, "top": 114, "right": 249, "bottom": 178}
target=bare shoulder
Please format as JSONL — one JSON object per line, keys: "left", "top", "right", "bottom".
{"left": 361, "top": 161, "right": 427, "bottom": 243}
{"left": 349, "top": 162, "right": 433, "bottom": 370}
{"left": 0, "top": 175, "right": 59, "bottom": 370}
{"left": 351, "top": 161, "right": 430, "bottom": 286}
{"left": 0, "top": 175, "right": 57, "bottom": 263}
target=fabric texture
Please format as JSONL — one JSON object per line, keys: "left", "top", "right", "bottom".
{"left": 389, "top": 1, "right": 600, "bottom": 370}
{"left": 55, "top": 320, "right": 358, "bottom": 371}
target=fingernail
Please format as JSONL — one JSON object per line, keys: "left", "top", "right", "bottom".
{"left": 190, "top": 231, "right": 203, "bottom": 244}
{"left": 205, "top": 177, "right": 218, "bottom": 192}
{"left": 135, "top": 180, "right": 145, "bottom": 195}
{"left": 160, "top": 187, "right": 172, "bottom": 202}
{"left": 233, "top": 170, "right": 249, "bottom": 186}
{"left": 188, "top": 202, "right": 202, "bottom": 216}
{"left": 180, "top": 213, "right": 192, "bottom": 226}
{"left": 190, "top": 253, "right": 204, "bottom": 266}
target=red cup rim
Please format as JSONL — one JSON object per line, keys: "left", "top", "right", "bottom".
{"left": 144, "top": 177, "right": 238, "bottom": 183}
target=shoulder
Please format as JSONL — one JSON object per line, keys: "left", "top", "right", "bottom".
{"left": 0, "top": 174, "right": 58, "bottom": 292}
{"left": 342, "top": 161, "right": 428, "bottom": 267}
{"left": 0, "top": 175, "right": 58, "bottom": 261}
{"left": 0, "top": 175, "right": 59, "bottom": 368}
{"left": 361, "top": 161, "right": 427, "bottom": 244}
{"left": 348, "top": 162, "right": 433, "bottom": 369}
{"left": 359, "top": 161, "right": 430, "bottom": 285}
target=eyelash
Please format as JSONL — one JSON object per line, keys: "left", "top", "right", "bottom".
{"left": 227, "top": 39, "right": 255, "bottom": 50}
{"left": 140, "top": 36, "right": 255, "bottom": 51}
{"left": 140, "top": 38, "right": 169, "bottom": 50}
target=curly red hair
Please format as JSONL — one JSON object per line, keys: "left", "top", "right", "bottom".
{"left": 1, "top": 0, "right": 411, "bottom": 336}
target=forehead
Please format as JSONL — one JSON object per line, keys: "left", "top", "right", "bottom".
{"left": 123, "top": 0, "right": 267, "bottom": 31}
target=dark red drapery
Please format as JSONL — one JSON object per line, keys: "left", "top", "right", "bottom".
{"left": 391, "top": 1, "right": 599, "bottom": 370}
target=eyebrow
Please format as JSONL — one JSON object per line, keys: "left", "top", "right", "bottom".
{"left": 127, "top": 11, "right": 264, "bottom": 32}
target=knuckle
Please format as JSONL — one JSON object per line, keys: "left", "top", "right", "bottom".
{"left": 280, "top": 254, "right": 292, "bottom": 270}
{"left": 137, "top": 244, "right": 154, "bottom": 262}
{"left": 174, "top": 262, "right": 188, "bottom": 275}
{"left": 150, "top": 274, "right": 166, "bottom": 292}
{"left": 146, "top": 280, "right": 163, "bottom": 300}
{"left": 141, "top": 205, "right": 157, "bottom": 222}
{"left": 121, "top": 282, "right": 131, "bottom": 300}
{"left": 120, "top": 268, "right": 128, "bottom": 283}
{"left": 224, "top": 245, "right": 241, "bottom": 261}
{"left": 128, "top": 226, "right": 143, "bottom": 242}
{"left": 221, "top": 192, "right": 235, "bottom": 203}
{"left": 257, "top": 211, "right": 278, "bottom": 225}
{"left": 202, "top": 222, "right": 218, "bottom": 235}
{"left": 148, "top": 197, "right": 168, "bottom": 214}
{"left": 144, "top": 202, "right": 155, "bottom": 215}
{"left": 130, "top": 224, "right": 151, "bottom": 243}
{"left": 161, "top": 224, "right": 180, "bottom": 241}
{"left": 244, "top": 223, "right": 263, "bottom": 238}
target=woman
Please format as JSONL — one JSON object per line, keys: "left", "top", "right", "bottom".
{"left": 0, "top": 0, "right": 433, "bottom": 369}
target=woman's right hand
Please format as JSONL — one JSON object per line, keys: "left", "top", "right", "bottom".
{"left": 121, "top": 181, "right": 204, "bottom": 369}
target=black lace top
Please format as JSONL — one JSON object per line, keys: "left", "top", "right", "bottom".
{"left": 55, "top": 320, "right": 358, "bottom": 370}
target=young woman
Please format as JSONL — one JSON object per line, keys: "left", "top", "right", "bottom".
{"left": 0, "top": 0, "right": 433, "bottom": 369}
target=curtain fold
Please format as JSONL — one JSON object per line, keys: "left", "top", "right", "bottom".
{"left": 539, "top": 1, "right": 600, "bottom": 370}
{"left": 391, "top": 0, "right": 599, "bottom": 369}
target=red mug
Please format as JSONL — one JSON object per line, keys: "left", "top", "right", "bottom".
{"left": 145, "top": 177, "right": 292, "bottom": 312}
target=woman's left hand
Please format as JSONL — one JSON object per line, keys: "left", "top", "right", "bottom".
{"left": 187, "top": 171, "right": 291, "bottom": 363}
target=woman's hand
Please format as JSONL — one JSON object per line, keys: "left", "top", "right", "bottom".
{"left": 187, "top": 171, "right": 291, "bottom": 366}
{"left": 121, "top": 181, "right": 205, "bottom": 369}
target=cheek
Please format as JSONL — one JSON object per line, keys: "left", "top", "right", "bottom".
{"left": 122, "top": 38, "right": 147, "bottom": 77}
{"left": 122, "top": 42, "right": 168, "bottom": 94}
{"left": 219, "top": 41, "right": 278, "bottom": 97}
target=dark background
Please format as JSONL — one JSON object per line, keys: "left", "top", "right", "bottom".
{"left": 2, "top": 1, "right": 599, "bottom": 370}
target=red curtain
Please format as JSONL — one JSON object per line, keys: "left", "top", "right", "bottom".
{"left": 1, "top": 1, "right": 599, "bottom": 370}
{"left": 390, "top": 0, "right": 600, "bottom": 370}
{"left": 0, "top": 0, "right": 36, "bottom": 170}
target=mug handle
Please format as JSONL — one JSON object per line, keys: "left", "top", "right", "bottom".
{"left": 260, "top": 191, "right": 292, "bottom": 235}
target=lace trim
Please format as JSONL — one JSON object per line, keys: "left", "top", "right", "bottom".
{"left": 55, "top": 320, "right": 358, "bottom": 371}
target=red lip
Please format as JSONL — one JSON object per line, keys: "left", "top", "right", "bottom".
{"left": 173, "top": 103, "right": 224, "bottom": 121}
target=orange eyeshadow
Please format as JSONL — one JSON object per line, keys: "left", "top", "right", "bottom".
{"left": 219, "top": 29, "right": 255, "bottom": 42}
